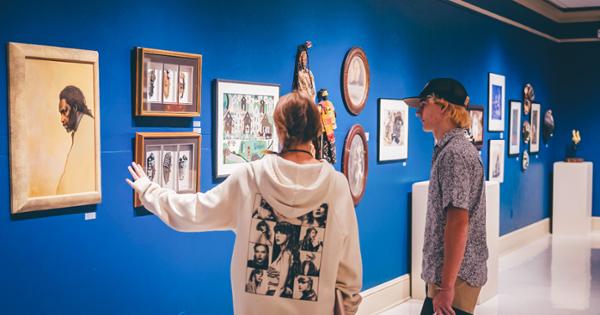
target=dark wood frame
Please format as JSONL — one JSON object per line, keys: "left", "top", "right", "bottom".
{"left": 134, "top": 132, "right": 201, "bottom": 207}
{"left": 341, "top": 47, "right": 370, "bottom": 116}
{"left": 487, "top": 139, "right": 505, "bottom": 183}
{"left": 135, "top": 47, "right": 202, "bottom": 117}
{"left": 529, "top": 103, "right": 541, "bottom": 154}
{"left": 467, "top": 105, "right": 484, "bottom": 150}
{"left": 343, "top": 124, "right": 369, "bottom": 206}
{"left": 508, "top": 101, "right": 521, "bottom": 156}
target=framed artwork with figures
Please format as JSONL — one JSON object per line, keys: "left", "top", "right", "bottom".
{"left": 467, "top": 106, "right": 484, "bottom": 150}
{"left": 378, "top": 98, "right": 408, "bottom": 161}
{"left": 343, "top": 124, "right": 369, "bottom": 205}
{"left": 342, "top": 47, "right": 370, "bottom": 116}
{"left": 488, "top": 73, "right": 505, "bottom": 131}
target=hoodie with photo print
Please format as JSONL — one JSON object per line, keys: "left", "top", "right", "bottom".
{"left": 132, "top": 153, "right": 362, "bottom": 315}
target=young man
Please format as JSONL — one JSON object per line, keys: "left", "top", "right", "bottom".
{"left": 404, "top": 78, "right": 488, "bottom": 315}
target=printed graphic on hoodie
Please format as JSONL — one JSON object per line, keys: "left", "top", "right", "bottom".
{"left": 246, "top": 194, "right": 328, "bottom": 301}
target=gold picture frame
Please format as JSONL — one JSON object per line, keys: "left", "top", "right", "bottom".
{"left": 8, "top": 42, "right": 102, "bottom": 213}
{"left": 135, "top": 47, "right": 202, "bottom": 117}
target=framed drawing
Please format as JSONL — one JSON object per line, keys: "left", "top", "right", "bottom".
{"left": 523, "top": 83, "right": 534, "bottom": 115}
{"left": 488, "top": 73, "right": 505, "bottom": 131}
{"left": 508, "top": 101, "right": 521, "bottom": 156}
{"left": 343, "top": 124, "right": 369, "bottom": 205}
{"left": 378, "top": 98, "right": 408, "bottom": 162}
{"left": 488, "top": 139, "right": 505, "bottom": 183}
{"left": 342, "top": 47, "right": 370, "bottom": 115}
{"left": 214, "top": 80, "right": 279, "bottom": 178}
{"left": 134, "top": 132, "right": 201, "bottom": 207}
{"left": 8, "top": 42, "right": 101, "bottom": 214}
{"left": 136, "top": 47, "right": 201, "bottom": 117}
{"left": 467, "top": 106, "right": 484, "bottom": 150}
{"left": 530, "top": 103, "right": 541, "bottom": 153}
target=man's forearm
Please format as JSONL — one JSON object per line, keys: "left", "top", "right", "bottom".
{"left": 440, "top": 208, "right": 469, "bottom": 290}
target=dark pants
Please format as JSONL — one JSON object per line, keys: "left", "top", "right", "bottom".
{"left": 420, "top": 296, "right": 473, "bottom": 315}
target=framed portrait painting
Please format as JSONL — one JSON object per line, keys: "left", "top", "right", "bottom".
{"left": 342, "top": 47, "right": 370, "bottom": 115}
{"left": 488, "top": 73, "right": 505, "bottom": 132}
{"left": 134, "top": 132, "right": 201, "bottom": 207}
{"left": 8, "top": 42, "right": 101, "bottom": 213}
{"left": 530, "top": 103, "right": 541, "bottom": 153}
{"left": 378, "top": 99, "right": 408, "bottom": 162}
{"left": 488, "top": 139, "right": 505, "bottom": 183}
{"left": 467, "top": 106, "right": 484, "bottom": 150}
{"left": 508, "top": 101, "right": 521, "bottom": 156}
{"left": 136, "top": 47, "right": 202, "bottom": 117}
{"left": 214, "top": 79, "right": 279, "bottom": 178}
{"left": 343, "top": 124, "right": 369, "bottom": 205}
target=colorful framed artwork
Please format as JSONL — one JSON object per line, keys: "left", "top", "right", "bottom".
{"left": 508, "top": 101, "right": 521, "bottom": 156}
{"left": 8, "top": 42, "right": 101, "bottom": 214}
{"left": 342, "top": 47, "right": 370, "bottom": 115}
{"left": 135, "top": 47, "right": 201, "bottom": 117}
{"left": 134, "top": 132, "right": 201, "bottom": 207}
{"left": 530, "top": 103, "right": 541, "bottom": 153}
{"left": 467, "top": 105, "right": 484, "bottom": 150}
{"left": 488, "top": 139, "right": 505, "bottom": 183}
{"left": 343, "top": 124, "right": 369, "bottom": 205}
{"left": 214, "top": 79, "right": 279, "bottom": 178}
{"left": 488, "top": 73, "right": 505, "bottom": 132}
{"left": 378, "top": 98, "right": 408, "bottom": 162}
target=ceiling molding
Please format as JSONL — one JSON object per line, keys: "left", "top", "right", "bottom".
{"left": 545, "top": 0, "right": 600, "bottom": 12}
{"left": 448, "top": 0, "right": 600, "bottom": 43}
{"left": 514, "top": 0, "right": 600, "bottom": 23}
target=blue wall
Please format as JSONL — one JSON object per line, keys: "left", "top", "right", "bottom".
{"left": 0, "top": 0, "right": 575, "bottom": 313}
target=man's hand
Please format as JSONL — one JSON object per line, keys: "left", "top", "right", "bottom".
{"left": 433, "top": 287, "right": 456, "bottom": 315}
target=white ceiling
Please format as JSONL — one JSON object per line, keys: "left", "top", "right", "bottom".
{"left": 546, "top": 0, "right": 600, "bottom": 9}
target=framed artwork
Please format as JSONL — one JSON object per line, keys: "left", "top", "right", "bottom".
{"left": 8, "top": 42, "right": 101, "bottom": 214}
{"left": 214, "top": 80, "right": 279, "bottom": 178}
{"left": 343, "top": 124, "right": 369, "bottom": 205}
{"left": 508, "top": 101, "right": 521, "bottom": 156}
{"left": 543, "top": 109, "right": 554, "bottom": 142}
{"left": 530, "top": 103, "right": 541, "bottom": 153}
{"left": 523, "top": 83, "right": 534, "bottom": 115}
{"left": 522, "top": 121, "right": 531, "bottom": 144}
{"left": 488, "top": 73, "right": 505, "bottom": 131}
{"left": 134, "top": 132, "right": 201, "bottom": 207}
{"left": 522, "top": 150, "right": 529, "bottom": 172}
{"left": 342, "top": 47, "right": 370, "bottom": 115}
{"left": 467, "top": 106, "right": 484, "bottom": 150}
{"left": 378, "top": 99, "right": 408, "bottom": 161}
{"left": 136, "top": 47, "right": 202, "bottom": 117}
{"left": 488, "top": 139, "right": 505, "bottom": 183}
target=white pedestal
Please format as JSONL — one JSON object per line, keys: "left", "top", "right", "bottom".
{"left": 552, "top": 162, "right": 593, "bottom": 236}
{"left": 411, "top": 181, "right": 499, "bottom": 304}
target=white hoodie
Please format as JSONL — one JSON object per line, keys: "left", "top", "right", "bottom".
{"left": 132, "top": 154, "right": 363, "bottom": 315}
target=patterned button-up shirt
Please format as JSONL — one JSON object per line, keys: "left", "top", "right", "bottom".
{"left": 421, "top": 128, "right": 488, "bottom": 287}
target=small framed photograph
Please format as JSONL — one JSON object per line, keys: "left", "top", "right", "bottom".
{"left": 508, "top": 101, "right": 521, "bottom": 156}
{"left": 467, "top": 106, "right": 484, "bottom": 150}
{"left": 488, "top": 73, "right": 505, "bottom": 131}
{"left": 136, "top": 47, "right": 201, "bottom": 117}
{"left": 488, "top": 139, "right": 505, "bottom": 183}
{"left": 214, "top": 79, "right": 279, "bottom": 178}
{"left": 343, "top": 124, "right": 369, "bottom": 206}
{"left": 134, "top": 132, "right": 201, "bottom": 207}
{"left": 342, "top": 47, "right": 370, "bottom": 116}
{"left": 378, "top": 98, "right": 408, "bottom": 161}
{"left": 530, "top": 103, "right": 541, "bottom": 153}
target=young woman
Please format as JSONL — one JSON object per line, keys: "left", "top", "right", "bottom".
{"left": 301, "top": 227, "right": 323, "bottom": 252}
{"left": 254, "top": 220, "right": 272, "bottom": 246}
{"left": 302, "top": 203, "right": 328, "bottom": 228}
{"left": 127, "top": 92, "right": 362, "bottom": 314}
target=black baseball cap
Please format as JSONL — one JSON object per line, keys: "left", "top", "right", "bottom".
{"left": 403, "top": 78, "right": 470, "bottom": 108}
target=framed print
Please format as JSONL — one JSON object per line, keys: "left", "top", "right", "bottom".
{"left": 467, "top": 106, "right": 484, "bottom": 150}
{"left": 522, "top": 150, "right": 529, "bottom": 172}
{"left": 488, "top": 139, "right": 505, "bottom": 183}
{"left": 543, "top": 109, "right": 554, "bottom": 142}
{"left": 523, "top": 83, "right": 534, "bottom": 115}
{"left": 215, "top": 79, "right": 279, "bottom": 178}
{"left": 378, "top": 99, "right": 408, "bottom": 161}
{"left": 522, "top": 121, "right": 531, "bottom": 144}
{"left": 343, "top": 124, "right": 369, "bottom": 205}
{"left": 342, "top": 47, "right": 370, "bottom": 115}
{"left": 134, "top": 132, "right": 201, "bottom": 207}
{"left": 488, "top": 73, "right": 505, "bottom": 131}
{"left": 8, "top": 42, "right": 101, "bottom": 214}
{"left": 508, "top": 101, "right": 521, "bottom": 156}
{"left": 530, "top": 103, "right": 541, "bottom": 153}
{"left": 136, "top": 47, "right": 201, "bottom": 117}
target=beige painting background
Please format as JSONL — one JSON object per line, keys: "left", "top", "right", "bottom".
{"left": 25, "top": 58, "right": 96, "bottom": 197}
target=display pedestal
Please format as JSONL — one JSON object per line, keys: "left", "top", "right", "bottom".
{"left": 552, "top": 162, "right": 593, "bottom": 236}
{"left": 411, "top": 180, "right": 499, "bottom": 304}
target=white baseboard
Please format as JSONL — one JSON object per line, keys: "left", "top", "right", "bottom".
{"left": 593, "top": 217, "right": 600, "bottom": 231}
{"left": 499, "top": 218, "right": 550, "bottom": 255}
{"left": 358, "top": 274, "right": 410, "bottom": 315}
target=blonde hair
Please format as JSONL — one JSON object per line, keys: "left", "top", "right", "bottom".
{"left": 432, "top": 97, "right": 471, "bottom": 129}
